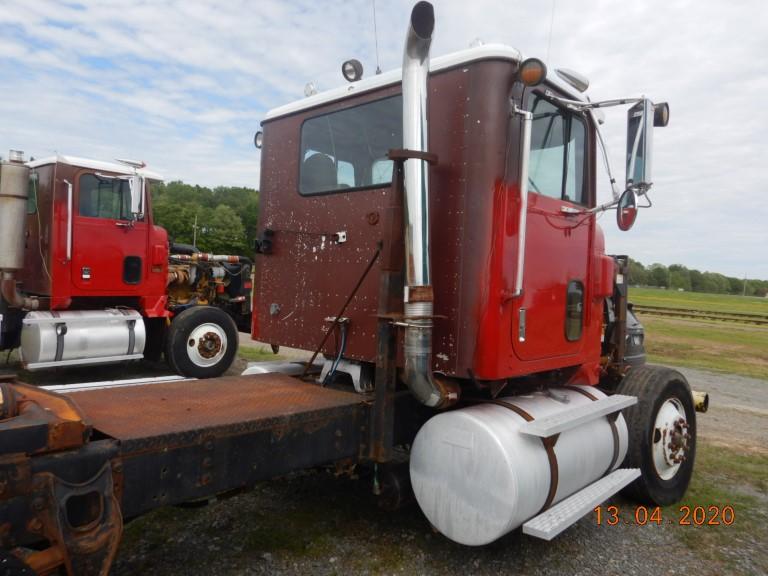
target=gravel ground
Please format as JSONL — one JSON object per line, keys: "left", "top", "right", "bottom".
{"left": 677, "top": 367, "right": 768, "bottom": 454}
{"left": 112, "top": 469, "right": 729, "bottom": 576}
{"left": 108, "top": 364, "right": 765, "bottom": 576}
{"left": 6, "top": 350, "right": 765, "bottom": 575}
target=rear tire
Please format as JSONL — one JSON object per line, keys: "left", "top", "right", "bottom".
{"left": 166, "top": 306, "right": 238, "bottom": 378}
{"left": 617, "top": 365, "right": 696, "bottom": 505}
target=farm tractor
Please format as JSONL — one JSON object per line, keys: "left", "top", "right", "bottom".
{"left": 0, "top": 2, "right": 708, "bottom": 574}
{"left": 0, "top": 154, "right": 252, "bottom": 378}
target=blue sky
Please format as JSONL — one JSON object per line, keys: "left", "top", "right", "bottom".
{"left": 1, "top": 0, "right": 766, "bottom": 279}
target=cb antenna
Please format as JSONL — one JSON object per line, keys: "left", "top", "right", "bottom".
{"left": 546, "top": 0, "right": 557, "bottom": 62}
{"left": 372, "top": 0, "right": 381, "bottom": 74}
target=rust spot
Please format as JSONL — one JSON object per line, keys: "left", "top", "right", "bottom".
{"left": 366, "top": 211, "right": 380, "bottom": 225}
{"left": 64, "top": 374, "right": 362, "bottom": 443}
{"left": 197, "top": 331, "right": 222, "bottom": 359}
{"left": 407, "top": 285, "right": 434, "bottom": 303}
{"left": 27, "top": 517, "right": 43, "bottom": 533}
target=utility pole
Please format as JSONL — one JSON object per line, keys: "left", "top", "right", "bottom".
{"left": 192, "top": 213, "right": 199, "bottom": 247}
{"left": 743, "top": 273, "right": 747, "bottom": 297}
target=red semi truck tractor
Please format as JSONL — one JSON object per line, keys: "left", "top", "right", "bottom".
{"left": 0, "top": 154, "right": 252, "bottom": 377}
{"left": 0, "top": 3, "right": 705, "bottom": 574}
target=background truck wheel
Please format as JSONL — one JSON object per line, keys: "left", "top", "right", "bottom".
{"left": 166, "top": 306, "right": 238, "bottom": 378}
{"left": 617, "top": 365, "right": 696, "bottom": 505}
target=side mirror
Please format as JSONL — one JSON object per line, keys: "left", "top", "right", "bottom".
{"left": 626, "top": 99, "right": 654, "bottom": 192}
{"left": 617, "top": 188, "right": 638, "bottom": 231}
{"left": 128, "top": 174, "right": 144, "bottom": 218}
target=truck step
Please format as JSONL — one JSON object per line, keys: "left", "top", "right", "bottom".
{"left": 517, "top": 393, "right": 636, "bottom": 438}
{"left": 522, "top": 468, "right": 641, "bottom": 540}
{"left": 25, "top": 353, "right": 145, "bottom": 371}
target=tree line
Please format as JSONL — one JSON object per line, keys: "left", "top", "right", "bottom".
{"left": 150, "top": 181, "right": 258, "bottom": 255}
{"left": 149, "top": 182, "right": 767, "bottom": 297}
{"left": 628, "top": 260, "right": 768, "bottom": 297}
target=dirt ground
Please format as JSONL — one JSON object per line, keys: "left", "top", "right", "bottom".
{"left": 4, "top": 344, "right": 766, "bottom": 575}
{"left": 677, "top": 366, "right": 768, "bottom": 454}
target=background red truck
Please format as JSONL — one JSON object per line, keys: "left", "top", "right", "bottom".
{"left": 0, "top": 153, "right": 252, "bottom": 377}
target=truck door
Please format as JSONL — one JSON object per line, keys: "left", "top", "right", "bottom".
{"left": 512, "top": 91, "right": 593, "bottom": 362}
{"left": 71, "top": 172, "right": 149, "bottom": 294}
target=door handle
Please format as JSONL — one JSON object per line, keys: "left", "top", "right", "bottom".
{"left": 115, "top": 221, "right": 133, "bottom": 228}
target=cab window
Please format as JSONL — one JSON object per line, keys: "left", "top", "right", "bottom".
{"left": 299, "top": 95, "right": 402, "bottom": 195}
{"left": 78, "top": 173, "right": 139, "bottom": 220}
{"left": 527, "top": 94, "right": 587, "bottom": 205}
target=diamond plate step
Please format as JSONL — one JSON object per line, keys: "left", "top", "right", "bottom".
{"left": 517, "top": 394, "right": 636, "bottom": 438}
{"left": 522, "top": 468, "right": 641, "bottom": 540}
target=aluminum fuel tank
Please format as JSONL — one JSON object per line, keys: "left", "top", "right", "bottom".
{"left": 409, "top": 386, "right": 628, "bottom": 545}
{"left": 21, "top": 309, "right": 146, "bottom": 369}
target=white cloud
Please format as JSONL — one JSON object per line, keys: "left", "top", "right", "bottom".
{"left": 0, "top": 0, "right": 766, "bottom": 278}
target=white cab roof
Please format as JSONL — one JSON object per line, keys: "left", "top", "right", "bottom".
{"left": 263, "top": 43, "right": 589, "bottom": 123}
{"left": 264, "top": 44, "right": 522, "bottom": 122}
{"left": 27, "top": 154, "right": 163, "bottom": 181}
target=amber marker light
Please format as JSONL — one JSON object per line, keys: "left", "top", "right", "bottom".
{"left": 519, "top": 58, "right": 547, "bottom": 87}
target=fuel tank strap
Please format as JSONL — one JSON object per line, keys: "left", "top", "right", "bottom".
{"left": 484, "top": 398, "right": 533, "bottom": 421}
{"left": 116, "top": 309, "right": 138, "bottom": 355}
{"left": 486, "top": 399, "right": 559, "bottom": 513}
{"left": 54, "top": 324, "right": 67, "bottom": 362}
{"left": 564, "top": 386, "right": 621, "bottom": 474}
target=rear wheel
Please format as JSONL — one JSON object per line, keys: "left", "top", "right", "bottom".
{"left": 617, "top": 365, "right": 696, "bottom": 505}
{"left": 166, "top": 306, "right": 238, "bottom": 378}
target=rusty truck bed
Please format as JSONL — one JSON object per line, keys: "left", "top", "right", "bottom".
{"left": 65, "top": 373, "right": 366, "bottom": 448}
{"left": 51, "top": 373, "right": 371, "bottom": 517}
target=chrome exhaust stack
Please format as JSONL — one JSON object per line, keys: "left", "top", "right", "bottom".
{"left": 400, "top": 2, "right": 458, "bottom": 408}
{"left": 0, "top": 153, "right": 38, "bottom": 311}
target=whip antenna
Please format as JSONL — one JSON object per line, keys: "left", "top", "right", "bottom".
{"left": 546, "top": 0, "right": 556, "bottom": 62}
{"left": 372, "top": 0, "right": 381, "bottom": 74}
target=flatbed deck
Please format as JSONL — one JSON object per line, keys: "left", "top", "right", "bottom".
{"left": 63, "top": 373, "right": 366, "bottom": 452}
{"left": 0, "top": 371, "right": 406, "bottom": 574}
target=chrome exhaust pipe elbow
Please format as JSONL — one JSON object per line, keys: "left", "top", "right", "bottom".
{"left": 1, "top": 272, "right": 39, "bottom": 311}
{"left": 400, "top": 2, "right": 459, "bottom": 409}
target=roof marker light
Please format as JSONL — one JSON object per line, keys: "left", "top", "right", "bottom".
{"left": 519, "top": 58, "right": 547, "bottom": 87}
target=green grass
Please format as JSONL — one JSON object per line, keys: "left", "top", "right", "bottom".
{"left": 629, "top": 285, "right": 768, "bottom": 380}
{"left": 631, "top": 286, "right": 768, "bottom": 316}
{"left": 237, "top": 346, "right": 284, "bottom": 362}
{"left": 639, "top": 315, "right": 768, "bottom": 380}
{"left": 664, "top": 443, "right": 768, "bottom": 574}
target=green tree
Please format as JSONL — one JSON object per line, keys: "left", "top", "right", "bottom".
{"left": 628, "top": 258, "right": 648, "bottom": 285}
{"left": 648, "top": 264, "right": 669, "bottom": 288}
{"left": 727, "top": 276, "right": 744, "bottom": 295}
{"left": 701, "top": 272, "right": 729, "bottom": 293}
{"left": 668, "top": 264, "right": 691, "bottom": 291}
{"left": 197, "top": 204, "right": 247, "bottom": 254}
{"left": 689, "top": 269, "right": 704, "bottom": 292}
{"left": 151, "top": 180, "right": 259, "bottom": 256}
{"left": 152, "top": 199, "right": 203, "bottom": 246}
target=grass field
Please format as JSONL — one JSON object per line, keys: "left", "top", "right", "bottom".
{"left": 629, "top": 287, "right": 768, "bottom": 380}
{"left": 630, "top": 286, "right": 768, "bottom": 316}
{"left": 664, "top": 444, "right": 768, "bottom": 573}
